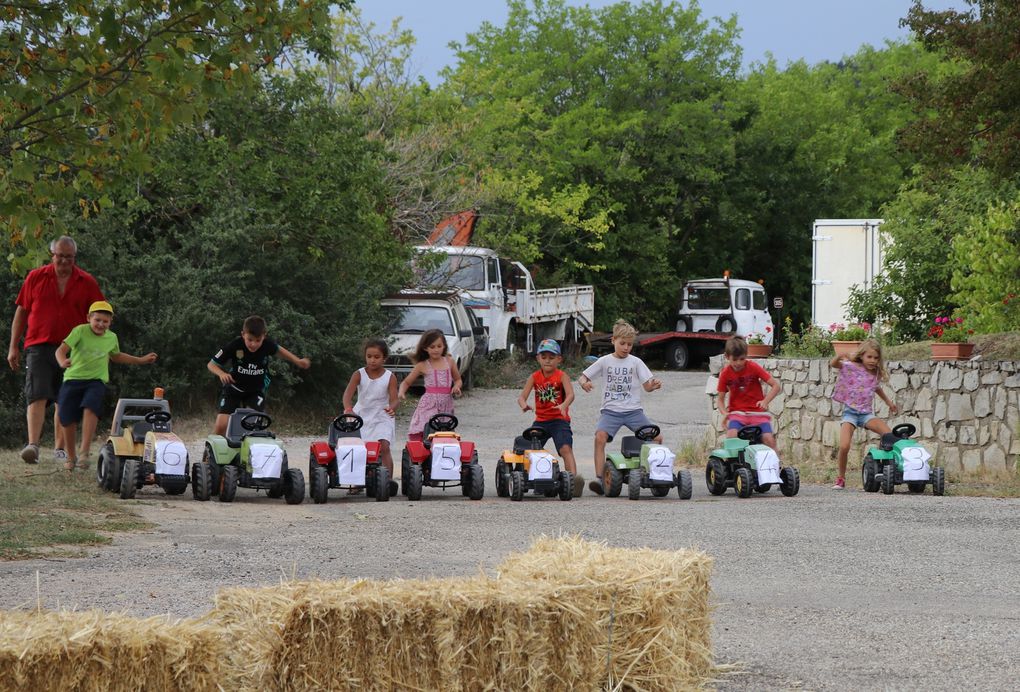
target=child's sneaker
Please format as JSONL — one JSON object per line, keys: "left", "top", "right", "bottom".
{"left": 572, "top": 474, "right": 585, "bottom": 498}
{"left": 53, "top": 448, "right": 68, "bottom": 463}
{"left": 832, "top": 477, "right": 846, "bottom": 489}
{"left": 588, "top": 479, "right": 604, "bottom": 496}
{"left": 20, "top": 443, "right": 40, "bottom": 464}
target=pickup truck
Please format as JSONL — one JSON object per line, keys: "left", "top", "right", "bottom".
{"left": 414, "top": 245, "right": 594, "bottom": 354}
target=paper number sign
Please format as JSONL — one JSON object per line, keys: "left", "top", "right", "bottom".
{"left": 901, "top": 446, "right": 931, "bottom": 481}
{"left": 646, "top": 445, "right": 675, "bottom": 482}
{"left": 337, "top": 444, "right": 368, "bottom": 485}
{"left": 250, "top": 443, "right": 284, "bottom": 479}
{"left": 754, "top": 448, "right": 783, "bottom": 485}
{"left": 527, "top": 451, "right": 555, "bottom": 481}
{"left": 431, "top": 443, "right": 462, "bottom": 480}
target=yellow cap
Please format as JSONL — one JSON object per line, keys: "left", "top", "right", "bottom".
{"left": 89, "top": 300, "right": 113, "bottom": 314}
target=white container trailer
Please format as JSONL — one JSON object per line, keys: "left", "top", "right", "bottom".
{"left": 811, "top": 219, "right": 885, "bottom": 328}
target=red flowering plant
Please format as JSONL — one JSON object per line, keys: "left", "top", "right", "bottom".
{"left": 746, "top": 326, "right": 773, "bottom": 345}
{"left": 927, "top": 316, "right": 974, "bottom": 343}
{"left": 827, "top": 322, "right": 872, "bottom": 341}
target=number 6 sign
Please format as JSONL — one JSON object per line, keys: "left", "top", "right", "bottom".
{"left": 431, "top": 442, "right": 462, "bottom": 480}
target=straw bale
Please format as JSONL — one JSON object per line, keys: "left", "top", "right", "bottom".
{"left": 0, "top": 609, "right": 223, "bottom": 691}
{"left": 496, "top": 535, "right": 715, "bottom": 690}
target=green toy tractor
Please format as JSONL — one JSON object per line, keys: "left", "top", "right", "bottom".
{"left": 194, "top": 408, "right": 303, "bottom": 504}
{"left": 602, "top": 425, "right": 693, "bottom": 500}
{"left": 862, "top": 423, "right": 944, "bottom": 495}
{"left": 706, "top": 414, "right": 799, "bottom": 498}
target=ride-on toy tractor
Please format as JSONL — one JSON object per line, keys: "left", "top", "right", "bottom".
{"left": 862, "top": 423, "right": 944, "bottom": 496}
{"left": 400, "top": 414, "right": 484, "bottom": 501}
{"left": 97, "top": 390, "right": 190, "bottom": 499}
{"left": 706, "top": 412, "right": 799, "bottom": 498}
{"left": 307, "top": 413, "right": 396, "bottom": 503}
{"left": 602, "top": 425, "right": 693, "bottom": 500}
{"left": 496, "top": 426, "right": 573, "bottom": 501}
{"left": 196, "top": 408, "right": 304, "bottom": 504}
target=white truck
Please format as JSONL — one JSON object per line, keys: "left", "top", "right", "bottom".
{"left": 811, "top": 219, "right": 885, "bottom": 327}
{"left": 414, "top": 245, "right": 595, "bottom": 354}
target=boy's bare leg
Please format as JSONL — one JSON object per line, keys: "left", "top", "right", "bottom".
{"left": 79, "top": 409, "right": 99, "bottom": 458}
{"left": 54, "top": 408, "right": 65, "bottom": 450}
{"left": 26, "top": 399, "right": 46, "bottom": 446}
{"left": 61, "top": 422, "right": 78, "bottom": 468}
{"left": 593, "top": 431, "right": 608, "bottom": 478}
{"left": 559, "top": 444, "right": 577, "bottom": 474}
{"left": 213, "top": 413, "right": 229, "bottom": 436}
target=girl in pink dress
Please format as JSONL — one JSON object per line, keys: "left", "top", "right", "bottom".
{"left": 830, "top": 338, "right": 898, "bottom": 489}
{"left": 398, "top": 329, "right": 463, "bottom": 441}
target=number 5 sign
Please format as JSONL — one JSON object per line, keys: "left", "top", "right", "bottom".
{"left": 431, "top": 443, "right": 462, "bottom": 480}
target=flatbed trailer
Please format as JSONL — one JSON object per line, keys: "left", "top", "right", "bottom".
{"left": 586, "top": 331, "right": 729, "bottom": 370}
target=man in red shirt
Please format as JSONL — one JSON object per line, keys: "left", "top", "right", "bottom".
{"left": 8, "top": 236, "right": 104, "bottom": 463}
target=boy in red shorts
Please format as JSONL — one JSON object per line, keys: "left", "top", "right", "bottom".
{"left": 716, "top": 336, "right": 780, "bottom": 450}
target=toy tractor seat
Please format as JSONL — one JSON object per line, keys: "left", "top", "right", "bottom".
{"left": 880, "top": 432, "right": 900, "bottom": 451}
{"left": 620, "top": 436, "right": 644, "bottom": 459}
{"left": 514, "top": 426, "right": 551, "bottom": 455}
{"left": 130, "top": 422, "right": 153, "bottom": 443}
{"left": 224, "top": 408, "right": 263, "bottom": 448}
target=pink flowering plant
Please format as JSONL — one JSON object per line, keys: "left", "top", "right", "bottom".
{"left": 746, "top": 326, "right": 772, "bottom": 345}
{"left": 927, "top": 315, "right": 973, "bottom": 343}
{"left": 828, "top": 322, "right": 872, "bottom": 341}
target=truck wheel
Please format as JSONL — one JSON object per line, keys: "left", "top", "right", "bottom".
{"left": 666, "top": 341, "right": 690, "bottom": 370}
{"left": 716, "top": 317, "right": 736, "bottom": 333}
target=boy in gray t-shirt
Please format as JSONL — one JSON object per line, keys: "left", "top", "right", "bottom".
{"left": 578, "top": 320, "right": 662, "bottom": 495}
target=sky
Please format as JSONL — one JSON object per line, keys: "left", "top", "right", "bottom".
{"left": 357, "top": 0, "right": 969, "bottom": 85}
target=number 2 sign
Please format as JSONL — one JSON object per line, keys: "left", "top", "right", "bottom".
{"left": 645, "top": 445, "right": 675, "bottom": 482}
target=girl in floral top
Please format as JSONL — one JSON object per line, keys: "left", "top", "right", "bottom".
{"left": 830, "top": 338, "right": 898, "bottom": 489}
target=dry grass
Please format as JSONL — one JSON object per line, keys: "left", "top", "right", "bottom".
{"left": 883, "top": 331, "right": 1020, "bottom": 362}
{"left": 0, "top": 610, "right": 224, "bottom": 691}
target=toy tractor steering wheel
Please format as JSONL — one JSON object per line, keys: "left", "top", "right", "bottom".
{"left": 240, "top": 412, "right": 272, "bottom": 432}
{"left": 427, "top": 413, "right": 458, "bottom": 432}
{"left": 331, "top": 413, "right": 364, "bottom": 434}
{"left": 634, "top": 425, "right": 661, "bottom": 442}
{"left": 521, "top": 426, "right": 551, "bottom": 445}
{"left": 737, "top": 426, "right": 763, "bottom": 442}
{"left": 892, "top": 423, "right": 916, "bottom": 439}
{"left": 145, "top": 410, "right": 172, "bottom": 425}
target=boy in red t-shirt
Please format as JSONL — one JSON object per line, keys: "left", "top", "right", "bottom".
{"left": 716, "top": 336, "right": 780, "bottom": 450}
{"left": 518, "top": 338, "right": 583, "bottom": 497}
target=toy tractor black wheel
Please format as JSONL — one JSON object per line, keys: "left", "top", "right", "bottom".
{"left": 373, "top": 465, "right": 391, "bottom": 503}
{"left": 284, "top": 468, "right": 304, "bottom": 505}
{"left": 907, "top": 481, "right": 927, "bottom": 493}
{"left": 203, "top": 444, "right": 221, "bottom": 497}
{"left": 219, "top": 465, "right": 239, "bottom": 502}
{"left": 191, "top": 462, "right": 211, "bottom": 501}
{"left": 119, "top": 458, "right": 140, "bottom": 500}
{"left": 467, "top": 463, "right": 485, "bottom": 501}
{"left": 603, "top": 464, "right": 623, "bottom": 497}
{"left": 706, "top": 457, "right": 727, "bottom": 496}
{"left": 400, "top": 450, "right": 412, "bottom": 496}
{"left": 734, "top": 467, "right": 754, "bottom": 498}
{"left": 931, "top": 466, "right": 945, "bottom": 496}
{"left": 311, "top": 465, "right": 329, "bottom": 504}
{"left": 495, "top": 460, "right": 510, "bottom": 498}
{"left": 406, "top": 464, "right": 424, "bottom": 501}
{"left": 861, "top": 454, "right": 880, "bottom": 492}
{"left": 558, "top": 471, "right": 573, "bottom": 501}
{"left": 779, "top": 467, "right": 800, "bottom": 497}
{"left": 98, "top": 442, "right": 122, "bottom": 492}
{"left": 162, "top": 476, "right": 188, "bottom": 495}
{"left": 628, "top": 467, "right": 644, "bottom": 500}
{"left": 509, "top": 470, "right": 525, "bottom": 502}
{"left": 881, "top": 463, "right": 896, "bottom": 494}
{"left": 651, "top": 486, "right": 670, "bottom": 497}
{"left": 676, "top": 469, "right": 693, "bottom": 500}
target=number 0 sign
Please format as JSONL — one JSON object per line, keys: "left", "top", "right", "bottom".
{"left": 527, "top": 451, "right": 555, "bottom": 481}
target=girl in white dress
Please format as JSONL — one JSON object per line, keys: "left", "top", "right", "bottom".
{"left": 342, "top": 339, "right": 398, "bottom": 492}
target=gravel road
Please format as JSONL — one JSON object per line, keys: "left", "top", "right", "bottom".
{"left": 2, "top": 370, "right": 1018, "bottom": 690}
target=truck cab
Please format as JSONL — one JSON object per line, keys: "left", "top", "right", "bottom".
{"left": 676, "top": 278, "right": 773, "bottom": 345}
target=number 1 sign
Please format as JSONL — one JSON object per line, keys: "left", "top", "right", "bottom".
{"left": 336, "top": 444, "right": 368, "bottom": 485}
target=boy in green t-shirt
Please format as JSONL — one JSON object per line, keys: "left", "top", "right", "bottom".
{"left": 55, "top": 301, "right": 157, "bottom": 470}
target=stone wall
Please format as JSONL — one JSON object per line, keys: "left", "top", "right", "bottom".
{"left": 709, "top": 357, "right": 1020, "bottom": 474}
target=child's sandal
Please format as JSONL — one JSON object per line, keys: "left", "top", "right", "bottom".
{"left": 64, "top": 459, "right": 76, "bottom": 472}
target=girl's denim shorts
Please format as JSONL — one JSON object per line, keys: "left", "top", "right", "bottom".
{"left": 841, "top": 405, "right": 875, "bottom": 428}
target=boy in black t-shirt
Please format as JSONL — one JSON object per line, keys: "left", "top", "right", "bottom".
{"left": 207, "top": 315, "right": 311, "bottom": 435}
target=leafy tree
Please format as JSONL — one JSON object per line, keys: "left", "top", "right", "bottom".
{"left": 1, "top": 0, "right": 347, "bottom": 268}
{"left": 63, "top": 75, "right": 406, "bottom": 410}
{"left": 897, "top": 0, "right": 1020, "bottom": 178}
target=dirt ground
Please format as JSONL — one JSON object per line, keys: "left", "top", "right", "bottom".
{"left": 2, "top": 369, "right": 1019, "bottom": 690}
